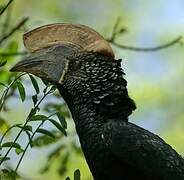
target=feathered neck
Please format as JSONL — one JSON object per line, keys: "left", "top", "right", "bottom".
{"left": 58, "top": 52, "right": 136, "bottom": 125}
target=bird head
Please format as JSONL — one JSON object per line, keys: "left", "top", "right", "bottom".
{"left": 10, "top": 23, "right": 136, "bottom": 118}
{"left": 10, "top": 23, "right": 115, "bottom": 86}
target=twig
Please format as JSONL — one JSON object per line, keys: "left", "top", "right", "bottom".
{"left": 15, "top": 121, "right": 44, "bottom": 171}
{"left": 107, "top": 17, "right": 183, "bottom": 52}
{"left": 0, "top": 17, "right": 28, "bottom": 45}
{"left": 0, "top": 23, "right": 26, "bottom": 32}
{"left": 0, "top": 85, "right": 56, "bottom": 166}
{"left": 15, "top": 111, "right": 59, "bottom": 171}
{"left": 0, "top": 51, "right": 27, "bottom": 57}
{"left": 0, "top": 0, "right": 14, "bottom": 17}
{"left": 1, "top": 2, "right": 12, "bottom": 35}
{"left": 108, "top": 36, "right": 183, "bottom": 52}
{"left": 0, "top": 73, "right": 26, "bottom": 112}
{"left": 109, "top": 17, "right": 121, "bottom": 41}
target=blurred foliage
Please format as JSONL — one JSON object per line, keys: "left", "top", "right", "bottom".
{"left": 0, "top": 117, "right": 9, "bottom": 134}
{"left": 0, "top": 0, "right": 184, "bottom": 180}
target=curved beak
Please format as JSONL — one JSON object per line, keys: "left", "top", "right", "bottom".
{"left": 10, "top": 46, "right": 69, "bottom": 84}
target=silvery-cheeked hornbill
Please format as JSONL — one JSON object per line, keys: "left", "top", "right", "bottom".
{"left": 11, "top": 23, "right": 184, "bottom": 180}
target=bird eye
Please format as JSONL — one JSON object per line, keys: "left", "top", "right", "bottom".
{"left": 70, "top": 60, "right": 81, "bottom": 71}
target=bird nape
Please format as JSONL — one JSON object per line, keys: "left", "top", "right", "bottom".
{"left": 10, "top": 23, "right": 184, "bottom": 180}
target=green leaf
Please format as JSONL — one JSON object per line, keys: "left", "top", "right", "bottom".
{"left": 15, "top": 148, "right": 24, "bottom": 155}
{"left": 29, "top": 75, "right": 40, "bottom": 94}
{"left": 16, "top": 80, "right": 26, "bottom": 102}
{"left": 2, "top": 142, "right": 21, "bottom": 149}
{"left": 30, "top": 115, "right": 48, "bottom": 121}
{"left": 32, "top": 95, "right": 38, "bottom": 106}
{"left": 0, "top": 117, "right": 10, "bottom": 134}
{"left": 23, "top": 130, "right": 33, "bottom": 147}
{"left": 36, "top": 129, "right": 55, "bottom": 139}
{"left": 0, "top": 82, "right": 7, "bottom": 87}
{"left": 0, "top": 157, "right": 10, "bottom": 162}
{"left": 57, "top": 112, "right": 67, "bottom": 129}
{"left": 74, "top": 169, "right": 81, "bottom": 180}
{"left": 16, "top": 125, "right": 32, "bottom": 132}
{"left": 0, "top": 60, "right": 7, "bottom": 67}
{"left": 24, "top": 125, "right": 32, "bottom": 132}
{"left": 48, "top": 119, "right": 67, "bottom": 136}
{"left": 44, "top": 103, "right": 70, "bottom": 118}
{"left": 32, "top": 132, "right": 60, "bottom": 147}
{"left": 15, "top": 124, "right": 33, "bottom": 136}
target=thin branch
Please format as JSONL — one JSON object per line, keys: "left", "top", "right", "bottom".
{"left": 15, "top": 121, "right": 44, "bottom": 171}
{"left": 1, "top": 2, "right": 12, "bottom": 35}
{"left": 0, "top": 17, "right": 28, "bottom": 45}
{"left": 108, "top": 36, "right": 183, "bottom": 52}
{"left": 109, "top": 17, "right": 127, "bottom": 42}
{"left": 0, "top": 86, "right": 54, "bottom": 166}
{"left": 0, "top": 73, "right": 26, "bottom": 112}
{"left": 107, "top": 17, "right": 183, "bottom": 52}
{"left": 110, "top": 17, "right": 121, "bottom": 41}
{"left": 0, "top": 51, "right": 27, "bottom": 57}
{"left": 0, "top": 0, "right": 14, "bottom": 17}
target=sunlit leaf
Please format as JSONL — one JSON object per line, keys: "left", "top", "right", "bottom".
{"left": 0, "top": 117, "right": 10, "bottom": 134}
{"left": 74, "top": 169, "right": 81, "bottom": 180}
{"left": 29, "top": 75, "right": 40, "bottom": 94}
{"left": 49, "top": 119, "right": 67, "bottom": 136}
{"left": 56, "top": 112, "right": 67, "bottom": 129}
{"left": 2, "top": 142, "right": 21, "bottom": 149}
{"left": 36, "top": 128, "right": 55, "bottom": 139}
{"left": 15, "top": 148, "right": 24, "bottom": 155}
{"left": 16, "top": 80, "right": 26, "bottom": 102}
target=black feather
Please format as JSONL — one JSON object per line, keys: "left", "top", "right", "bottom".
{"left": 57, "top": 52, "right": 184, "bottom": 180}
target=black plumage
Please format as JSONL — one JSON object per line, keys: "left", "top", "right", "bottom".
{"left": 57, "top": 52, "right": 184, "bottom": 180}
{"left": 10, "top": 23, "right": 184, "bottom": 180}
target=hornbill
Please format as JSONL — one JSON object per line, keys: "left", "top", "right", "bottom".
{"left": 11, "top": 23, "right": 184, "bottom": 180}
